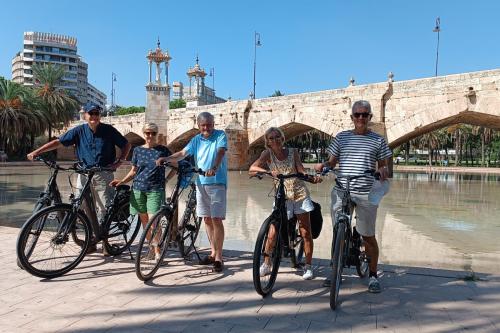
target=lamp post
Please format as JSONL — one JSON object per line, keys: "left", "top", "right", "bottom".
{"left": 253, "top": 31, "right": 261, "bottom": 99}
{"left": 433, "top": 17, "right": 441, "bottom": 77}
{"left": 110, "top": 72, "right": 117, "bottom": 116}
{"left": 209, "top": 67, "right": 215, "bottom": 102}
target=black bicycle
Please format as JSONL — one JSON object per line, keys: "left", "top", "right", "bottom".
{"left": 135, "top": 162, "right": 204, "bottom": 281}
{"left": 31, "top": 156, "right": 68, "bottom": 213}
{"left": 251, "top": 172, "right": 314, "bottom": 297}
{"left": 325, "top": 168, "right": 376, "bottom": 310}
{"left": 16, "top": 164, "right": 140, "bottom": 278}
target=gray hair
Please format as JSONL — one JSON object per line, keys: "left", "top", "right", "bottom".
{"left": 264, "top": 127, "right": 285, "bottom": 149}
{"left": 142, "top": 122, "right": 159, "bottom": 133}
{"left": 352, "top": 100, "right": 372, "bottom": 114}
{"left": 197, "top": 112, "right": 215, "bottom": 124}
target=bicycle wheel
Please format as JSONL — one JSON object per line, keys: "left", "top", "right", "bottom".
{"left": 330, "top": 223, "right": 346, "bottom": 310}
{"left": 16, "top": 204, "right": 91, "bottom": 279}
{"left": 178, "top": 204, "right": 202, "bottom": 257}
{"left": 102, "top": 199, "right": 140, "bottom": 256}
{"left": 290, "top": 222, "right": 304, "bottom": 268}
{"left": 253, "top": 216, "right": 282, "bottom": 297}
{"left": 135, "top": 210, "right": 172, "bottom": 281}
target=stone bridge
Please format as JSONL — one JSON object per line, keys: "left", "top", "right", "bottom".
{"left": 59, "top": 69, "right": 500, "bottom": 169}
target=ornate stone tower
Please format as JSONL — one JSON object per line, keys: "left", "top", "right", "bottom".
{"left": 145, "top": 39, "right": 171, "bottom": 142}
{"left": 186, "top": 56, "right": 207, "bottom": 107}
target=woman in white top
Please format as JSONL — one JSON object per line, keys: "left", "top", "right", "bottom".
{"left": 249, "top": 127, "right": 321, "bottom": 280}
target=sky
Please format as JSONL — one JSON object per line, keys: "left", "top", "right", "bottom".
{"left": 1, "top": 0, "right": 499, "bottom": 107}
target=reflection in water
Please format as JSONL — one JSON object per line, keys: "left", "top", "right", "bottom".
{"left": 1, "top": 166, "right": 499, "bottom": 273}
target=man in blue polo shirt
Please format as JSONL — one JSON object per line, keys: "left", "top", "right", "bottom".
{"left": 28, "top": 102, "right": 131, "bottom": 253}
{"left": 157, "top": 111, "right": 228, "bottom": 272}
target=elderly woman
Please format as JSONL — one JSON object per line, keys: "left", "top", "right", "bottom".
{"left": 110, "top": 122, "right": 172, "bottom": 260}
{"left": 249, "top": 127, "right": 321, "bottom": 280}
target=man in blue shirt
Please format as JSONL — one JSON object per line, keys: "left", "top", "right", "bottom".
{"left": 28, "top": 102, "right": 131, "bottom": 253}
{"left": 157, "top": 111, "right": 228, "bottom": 272}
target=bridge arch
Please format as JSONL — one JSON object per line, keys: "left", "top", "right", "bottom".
{"left": 124, "top": 132, "right": 145, "bottom": 160}
{"left": 167, "top": 128, "right": 199, "bottom": 152}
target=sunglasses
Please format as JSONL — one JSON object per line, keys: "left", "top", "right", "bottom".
{"left": 144, "top": 132, "right": 157, "bottom": 136}
{"left": 267, "top": 135, "right": 282, "bottom": 141}
{"left": 352, "top": 112, "right": 371, "bottom": 119}
{"left": 88, "top": 111, "right": 100, "bottom": 116}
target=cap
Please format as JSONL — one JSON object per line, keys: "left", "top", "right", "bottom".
{"left": 83, "top": 102, "right": 102, "bottom": 113}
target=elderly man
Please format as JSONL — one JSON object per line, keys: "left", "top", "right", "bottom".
{"left": 315, "top": 100, "right": 392, "bottom": 293}
{"left": 157, "top": 111, "right": 227, "bottom": 272}
{"left": 28, "top": 102, "right": 131, "bottom": 254}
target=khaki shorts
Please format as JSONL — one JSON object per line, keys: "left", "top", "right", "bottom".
{"left": 196, "top": 184, "right": 227, "bottom": 219}
{"left": 331, "top": 188, "right": 378, "bottom": 237}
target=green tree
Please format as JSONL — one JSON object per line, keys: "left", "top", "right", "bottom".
{"left": 0, "top": 78, "right": 48, "bottom": 155}
{"left": 32, "top": 63, "right": 79, "bottom": 141}
{"left": 270, "top": 90, "right": 284, "bottom": 97}
{"left": 115, "top": 105, "right": 145, "bottom": 115}
{"left": 169, "top": 99, "right": 186, "bottom": 109}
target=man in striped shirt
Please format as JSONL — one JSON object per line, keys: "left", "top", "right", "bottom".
{"left": 315, "top": 100, "right": 392, "bottom": 293}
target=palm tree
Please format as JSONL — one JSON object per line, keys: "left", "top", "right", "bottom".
{"left": 32, "top": 63, "right": 79, "bottom": 141}
{"left": 0, "top": 78, "right": 48, "bottom": 155}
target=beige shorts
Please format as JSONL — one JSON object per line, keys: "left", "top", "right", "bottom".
{"left": 331, "top": 188, "right": 378, "bottom": 237}
{"left": 196, "top": 184, "right": 227, "bottom": 219}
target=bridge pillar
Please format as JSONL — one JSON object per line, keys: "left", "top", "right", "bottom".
{"left": 224, "top": 118, "right": 249, "bottom": 170}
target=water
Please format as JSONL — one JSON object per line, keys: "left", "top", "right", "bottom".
{"left": 1, "top": 166, "right": 499, "bottom": 273}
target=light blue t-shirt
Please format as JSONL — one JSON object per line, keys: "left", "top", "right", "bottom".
{"left": 184, "top": 129, "right": 228, "bottom": 186}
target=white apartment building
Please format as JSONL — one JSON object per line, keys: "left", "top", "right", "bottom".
{"left": 11, "top": 32, "right": 106, "bottom": 109}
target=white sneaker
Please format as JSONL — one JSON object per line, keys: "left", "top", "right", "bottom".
{"left": 260, "top": 263, "right": 272, "bottom": 277}
{"left": 302, "top": 265, "right": 314, "bottom": 280}
{"left": 155, "top": 252, "right": 162, "bottom": 262}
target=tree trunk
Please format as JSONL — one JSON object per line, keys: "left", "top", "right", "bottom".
{"left": 481, "top": 133, "right": 485, "bottom": 167}
{"left": 405, "top": 142, "right": 410, "bottom": 165}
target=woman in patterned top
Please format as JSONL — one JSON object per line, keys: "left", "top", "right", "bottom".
{"left": 110, "top": 122, "right": 173, "bottom": 260}
{"left": 249, "top": 127, "right": 322, "bottom": 280}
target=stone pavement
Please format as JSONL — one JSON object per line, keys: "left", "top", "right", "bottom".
{"left": 1, "top": 225, "right": 499, "bottom": 333}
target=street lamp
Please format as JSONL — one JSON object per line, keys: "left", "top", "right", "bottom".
{"left": 209, "top": 67, "right": 215, "bottom": 102}
{"left": 433, "top": 17, "right": 441, "bottom": 77}
{"left": 253, "top": 31, "right": 261, "bottom": 99}
{"left": 110, "top": 72, "right": 117, "bottom": 116}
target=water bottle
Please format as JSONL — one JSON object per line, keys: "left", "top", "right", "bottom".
{"left": 368, "top": 179, "right": 390, "bottom": 205}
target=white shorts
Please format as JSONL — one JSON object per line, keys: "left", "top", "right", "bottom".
{"left": 274, "top": 196, "right": 315, "bottom": 220}
{"left": 196, "top": 184, "right": 227, "bottom": 219}
{"left": 331, "top": 188, "right": 378, "bottom": 237}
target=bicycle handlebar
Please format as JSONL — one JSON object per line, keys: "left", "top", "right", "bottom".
{"left": 320, "top": 167, "right": 380, "bottom": 180}
{"left": 34, "top": 156, "right": 79, "bottom": 171}
{"left": 160, "top": 161, "right": 206, "bottom": 176}
{"left": 250, "top": 171, "right": 315, "bottom": 183}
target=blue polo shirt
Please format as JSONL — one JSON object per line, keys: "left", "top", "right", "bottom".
{"left": 184, "top": 130, "right": 228, "bottom": 186}
{"left": 59, "top": 123, "right": 128, "bottom": 167}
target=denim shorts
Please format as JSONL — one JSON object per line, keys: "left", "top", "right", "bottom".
{"left": 275, "top": 196, "right": 315, "bottom": 220}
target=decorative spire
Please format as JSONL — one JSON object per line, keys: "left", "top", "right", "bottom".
{"left": 157, "top": 37, "right": 160, "bottom": 49}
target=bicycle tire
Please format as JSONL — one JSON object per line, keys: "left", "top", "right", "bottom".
{"left": 16, "top": 204, "right": 91, "bottom": 279}
{"left": 102, "top": 198, "right": 140, "bottom": 256}
{"left": 253, "top": 216, "right": 282, "bottom": 297}
{"left": 178, "top": 205, "right": 202, "bottom": 257}
{"left": 330, "top": 224, "right": 346, "bottom": 310}
{"left": 135, "top": 209, "right": 172, "bottom": 281}
{"left": 290, "top": 223, "right": 304, "bottom": 268}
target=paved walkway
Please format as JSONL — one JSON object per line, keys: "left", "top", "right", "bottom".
{"left": 1, "top": 226, "right": 499, "bottom": 333}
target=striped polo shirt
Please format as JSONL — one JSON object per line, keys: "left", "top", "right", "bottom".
{"left": 326, "top": 130, "right": 392, "bottom": 194}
